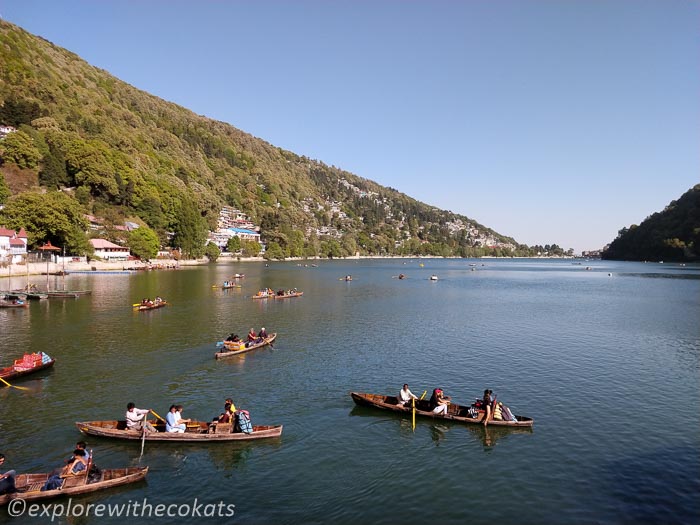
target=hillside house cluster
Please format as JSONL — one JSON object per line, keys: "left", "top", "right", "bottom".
{"left": 0, "top": 227, "right": 28, "bottom": 264}
{"left": 208, "top": 206, "right": 261, "bottom": 250}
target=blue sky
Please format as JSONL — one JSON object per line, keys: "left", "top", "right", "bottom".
{"left": 2, "top": 1, "right": 698, "bottom": 253}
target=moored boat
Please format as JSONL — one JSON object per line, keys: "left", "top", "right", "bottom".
{"left": 215, "top": 333, "right": 277, "bottom": 359}
{"left": 0, "top": 466, "right": 148, "bottom": 505}
{"left": 1, "top": 352, "right": 55, "bottom": 383}
{"left": 75, "top": 420, "right": 283, "bottom": 441}
{"left": 0, "top": 294, "right": 28, "bottom": 308}
{"left": 350, "top": 392, "right": 534, "bottom": 427}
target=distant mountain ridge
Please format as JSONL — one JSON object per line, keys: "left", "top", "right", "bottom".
{"left": 602, "top": 184, "right": 699, "bottom": 262}
{"left": 0, "top": 20, "right": 535, "bottom": 258}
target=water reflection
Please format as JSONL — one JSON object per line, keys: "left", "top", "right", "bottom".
{"left": 464, "top": 424, "right": 534, "bottom": 449}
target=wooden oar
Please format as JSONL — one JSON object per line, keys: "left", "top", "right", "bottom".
{"left": 412, "top": 390, "right": 428, "bottom": 432}
{"left": 149, "top": 409, "right": 166, "bottom": 423}
{"left": 0, "top": 377, "right": 30, "bottom": 390}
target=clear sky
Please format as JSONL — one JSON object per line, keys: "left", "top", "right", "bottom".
{"left": 2, "top": 1, "right": 698, "bottom": 253}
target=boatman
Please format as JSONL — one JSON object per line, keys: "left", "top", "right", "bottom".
{"left": 125, "top": 402, "right": 157, "bottom": 433}
{"left": 399, "top": 384, "right": 418, "bottom": 406}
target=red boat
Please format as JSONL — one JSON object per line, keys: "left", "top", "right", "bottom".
{"left": 0, "top": 352, "right": 55, "bottom": 382}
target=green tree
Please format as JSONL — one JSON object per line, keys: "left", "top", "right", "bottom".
{"left": 226, "top": 235, "right": 241, "bottom": 253}
{"left": 264, "top": 241, "right": 285, "bottom": 260}
{"left": 128, "top": 226, "right": 160, "bottom": 261}
{"left": 0, "top": 130, "right": 41, "bottom": 169}
{"left": 204, "top": 241, "right": 221, "bottom": 262}
{"left": 0, "top": 191, "right": 90, "bottom": 253}
{"left": 241, "top": 239, "right": 261, "bottom": 257}
{"left": 172, "top": 195, "right": 208, "bottom": 258}
{"left": 0, "top": 173, "right": 9, "bottom": 205}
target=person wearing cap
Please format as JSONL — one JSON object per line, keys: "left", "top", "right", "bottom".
{"left": 258, "top": 327, "right": 268, "bottom": 339}
{"left": 430, "top": 388, "right": 450, "bottom": 416}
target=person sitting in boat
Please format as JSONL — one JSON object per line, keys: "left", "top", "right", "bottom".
{"left": 429, "top": 388, "right": 450, "bottom": 416}
{"left": 64, "top": 441, "right": 91, "bottom": 464}
{"left": 125, "top": 402, "right": 157, "bottom": 433}
{"left": 141, "top": 298, "right": 149, "bottom": 306}
{"left": 225, "top": 333, "right": 240, "bottom": 342}
{"left": 399, "top": 384, "right": 418, "bottom": 406}
{"left": 154, "top": 296, "right": 163, "bottom": 304}
{"left": 247, "top": 328, "right": 257, "bottom": 342}
{"left": 63, "top": 449, "right": 88, "bottom": 476}
{"left": 217, "top": 402, "right": 233, "bottom": 423}
{"left": 0, "top": 454, "right": 16, "bottom": 495}
{"left": 166, "top": 404, "right": 187, "bottom": 433}
{"left": 482, "top": 389, "right": 495, "bottom": 427}
{"left": 258, "top": 327, "right": 268, "bottom": 339}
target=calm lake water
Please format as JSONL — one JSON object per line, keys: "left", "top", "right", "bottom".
{"left": 1, "top": 259, "right": 699, "bottom": 525}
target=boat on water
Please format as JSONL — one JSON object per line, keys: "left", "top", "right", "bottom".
{"left": 75, "top": 420, "right": 283, "bottom": 442}
{"left": 135, "top": 300, "right": 167, "bottom": 311}
{"left": 350, "top": 392, "right": 534, "bottom": 428}
{"left": 0, "top": 466, "right": 148, "bottom": 505}
{"left": 274, "top": 291, "right": 303, "bottom": 299}
{"left": 430, "top": 275, "right": 439, "bottom": 281}
{"left": 0, "top": 294, "right": 28, "bottom": 308}
{"left": 1, "top": 352, "right": 55, "bottom": 383}
{"left": 215, "top": 334, "right": 277, "bottom": 359}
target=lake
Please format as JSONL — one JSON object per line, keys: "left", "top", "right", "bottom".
{"left": 1, "top": 258, "right": 699, "bottom": 524}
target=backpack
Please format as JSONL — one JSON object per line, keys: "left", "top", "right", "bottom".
{"left": 235, "top": 410, "right": 253, "bottom": 434}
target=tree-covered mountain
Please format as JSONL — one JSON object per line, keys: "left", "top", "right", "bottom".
{"left": 602, "top": 185, "right": 700, "bottom": 262}
{"left": 0, "top": 20, "right": 540, "bottom": 258}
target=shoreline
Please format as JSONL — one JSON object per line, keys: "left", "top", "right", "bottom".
{"left": 0, "top": 254, "right": 583, "bottom": 280}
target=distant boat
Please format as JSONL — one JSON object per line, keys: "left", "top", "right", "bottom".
{"left": 430, "top": 275, "right": 438, "bottom": 281}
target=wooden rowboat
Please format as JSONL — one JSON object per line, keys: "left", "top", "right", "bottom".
{"left": 1, "top": 352, "right": 55, "bottom": 383}
{"left": 75, "top": 420, "right": 283, "bottom": 441}
{"left": 136, "top": 301, "right": 167, "bottom": 311}
{"left": 215, "top": 333, "right": 277, "bottom": 359}
{"left": 273, "top": 291, "right": 303, "bottom": 299}
{"left": 350, "top": 392, "right": 534, "bottom": 427}
{"left": 0, "top": 467, "right": 148, "bottom": 505}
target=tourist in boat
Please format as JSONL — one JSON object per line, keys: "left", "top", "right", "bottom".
{"left": 399, "top": 384, "right": 418, "bottom": 406}
{"left": 247, "top": 328, "right": 257, "bottom": 342}
{"left": 64, "top": 441, "right": 91, "bottom": 464}
{"left": 0, "top": 454, "right": 16, "bottom": 495}
{"left": 482, "top": 389, "right": 495, "bottom": 426}
{"left": 125, "top": 402, "right": 157, "bottom": 433}
{"left": 217, "top": 402, "right": 233, "bottom": 423}
{"left": 64, "top": 449, "right": 88, "bottom": 476}
{"left": 429, "top": 388, "right": 450, "bottom": 416}
{"left": 166, "top": 404, "right": 186, "bottom": 433}
{"left": 258, "top": 327, "right": 268, "bottom": 339}
{"left": 225, "top": 333, "right": 240, "bottom": 342}
{"left": 154, "top": 296, "right": 163, "bottom": 304}
{"left": 175, "top": 405, "right": 191, "bottom": 428}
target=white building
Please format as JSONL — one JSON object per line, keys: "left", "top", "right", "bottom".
{"left": 89, "top": 238, "right": 131, "bottom": 261}
{"left": 0, "top": 227, "right": 28, "bottom": 263}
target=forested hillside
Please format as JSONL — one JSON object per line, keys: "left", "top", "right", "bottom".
{"left": 0, "top": 20, "right": 537, "bottom": 259}
{"left": 602, "top": 185, "right": 700, "bottom": 262}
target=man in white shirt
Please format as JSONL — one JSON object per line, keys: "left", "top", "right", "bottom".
{"left": 125, "top": 402, "right": 157, "bottom": 432}
{"left": 399, "top": 384, "right": 418, "bottom": 406}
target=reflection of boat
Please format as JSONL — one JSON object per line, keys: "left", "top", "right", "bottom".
{"left": 76, "top": 420, "right": 283, "bottom": 442}
{"left": 1, "top": 352, "right": 54, "bottom": 382}
{"left": 350, "top": 392, "right": 534, "bottom": 427}
{"left": 0, "top": 466, "right": 148, "bottom": 505}
{"left": 215, "top": 334, "right": 277, "bottom": 359}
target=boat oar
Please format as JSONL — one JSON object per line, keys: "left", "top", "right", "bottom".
{"left": 0, "top": 377, "right": 30, "bottom": 390}
{"left": 412, "top": 391, "right": 427, "bottom": 432}
{"left": 139, "top": 412, "right": 148, "bottom": 460}
{"left": 149, "top": 409, "right": 166, "bottom": 423}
